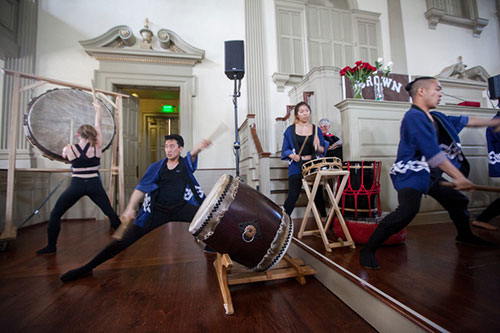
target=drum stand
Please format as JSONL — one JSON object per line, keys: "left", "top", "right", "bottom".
{"left": 298, "top": 170, "right": 356, "bottom": 252}
{"left": 213, "top": 253, "right": 315, "bottom": 315}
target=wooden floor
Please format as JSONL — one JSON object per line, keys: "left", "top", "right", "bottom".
{"left": 294, "top": 217, "right": 500, "bottom": 332}
{"left": 0, "top": 220, "right": 374, "bottom": 332}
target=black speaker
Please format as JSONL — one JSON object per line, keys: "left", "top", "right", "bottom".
{"left": 224, "top": 40, "right": 245, "bottom": 80}
{"left": 489, "top": 74, "right": 500, "bottom": 100}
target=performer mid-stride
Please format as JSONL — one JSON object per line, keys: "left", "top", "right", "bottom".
{"left": 36, "top": 101, "right": 121, "bottom": 255}
{"left": 60, "top": 134, "right": 210, "bottom": 282}
{"left": 360, "top": 76, "right": 500, "bottom": 270}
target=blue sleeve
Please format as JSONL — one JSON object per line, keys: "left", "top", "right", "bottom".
{"left": 185, "top": 152, "right": 197, "bottom": 172}
{"left": 317, "top": 126, "right": 328, "bottom": 157}
{"left": 281, "top": 127, "right": 294, "bottom": 160}
{"left": 403, "top": 112, "right": 444, "bottom": 166}
{"left": 136, "top": 160, "right": 162, "bottom": 193}
{"left": 447, "top": 115, "right": 469, "bottom": 134}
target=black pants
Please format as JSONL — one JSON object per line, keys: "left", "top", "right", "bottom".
{"left": 476, "top": 198, "right": 500, "bottom": 222}
{"left": 366, "top": 180, "right": 472, "bottom": 250}
{"left": 47, "top": 177, "right": 120, "bottom": 246}
{"left": 284, "top": 174, "right": 327, "bottom": 217}
{"left": 84, "top": 203, "right": 199, "bottom": 269}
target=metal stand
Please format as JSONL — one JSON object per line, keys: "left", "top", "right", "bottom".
{"left": 232, "top": 75, "right": 241, "bottom": 177}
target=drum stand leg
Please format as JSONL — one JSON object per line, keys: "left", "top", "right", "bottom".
{"left": 213, "top": 253, "right": 315, "bottom": 315}
{"left": 298, "top": 171, "right": 356, "bottom": 252}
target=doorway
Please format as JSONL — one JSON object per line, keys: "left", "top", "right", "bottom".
{"left": 120, "top": 85, "right": 180, "bottom": 178}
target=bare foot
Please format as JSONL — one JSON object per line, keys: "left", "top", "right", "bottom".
{"left": 472, "top": 220, "right": 498, "bottom": 230}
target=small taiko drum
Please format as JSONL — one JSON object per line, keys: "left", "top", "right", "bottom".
{"left": 301, "top": 157, "right": 343, "bottom": 181}
{"left": 24, "top": 88, "right": 116, "bottom": 162}
{"left": 340, "top": 161, "right": 382, "bottom": 218}
{"left": 189, "top": 174, "right": 293, "bottom": 271}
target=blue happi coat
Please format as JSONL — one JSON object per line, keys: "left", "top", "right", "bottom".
{"left": 390, "top": 105, "right": 469, "bottom": 193}
{"left": 281, "top": 124, "right": 328, "bottom": 177}
{"left": 487, "top": 112, "right": 500, "bottom": 177}
{"left": 134, "top": 152, "right": 205, "bottom": 227}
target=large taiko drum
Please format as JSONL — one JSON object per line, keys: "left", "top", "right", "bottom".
{"left": 332, "top": 215, "right": 406, "bottom": 245}
{"left": 189, "top": 174, "right": 293, "bottom": 271}
{"left": 24, "top": 88, "right": 116, "bottom": 162}
{"left": 340, "top": 161, "right": 382, "bottom": 218}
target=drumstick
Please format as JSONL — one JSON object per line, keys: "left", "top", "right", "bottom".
{"left": 69, "top": 120, "right": 74, "bottom": 144}
{"left": 90, "top": 79, "right": 97, "bottom": 103}
{"left": 112, "top": 215, "right": 134, "bottom": 240}
{"left": 439, "top": 181, "right": 500, "bottom": 193}
{"left": 207, "top": 122, "right": 230, "bottom": 143}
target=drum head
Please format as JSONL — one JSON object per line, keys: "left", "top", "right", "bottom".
{"left": 24, "top": 89, "right": 115, "bottom": 162}
{"left": 189, "top": 174, "right": 231, "bottom": 234}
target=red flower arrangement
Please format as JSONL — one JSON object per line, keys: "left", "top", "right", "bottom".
{"left": 340, "top": 61, "right": 377, "bottom": 85}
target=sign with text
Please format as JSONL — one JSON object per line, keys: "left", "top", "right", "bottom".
{"left": 344, "top": 73, "right": 410, "bottom": 102}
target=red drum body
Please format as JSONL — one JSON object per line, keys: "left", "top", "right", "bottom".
{"left": 333, "top": 216, "right": 406, "bottom": 245}
{"left": 189, "top": 174, "right": 293, "bottom": 271}
{"left": 340, "top": 161, "right": 382, "bottom": 218}
{"left": 24, "top": 89, "right": 115, "bottom": 162}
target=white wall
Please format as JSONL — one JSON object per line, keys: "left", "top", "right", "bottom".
{"left": 400, "top": 0, "right": 500, "bottom": 77}
{"left": 36, "top": 0, "right": 247, "bottom": 169}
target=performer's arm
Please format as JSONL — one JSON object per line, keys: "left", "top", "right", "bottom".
{"left": 62, "top": 144, "right": 75, "bottom": 160}
{"left": 190, "top": 139, "right": 212, "bottom": 163}
{"left": 93, "top": 101, "right": 103, "bottom": 149}
{"left": 313, "top": 127, "right": 326, "bottom": 154}
{"left": 466, "top": 116, "right": 500, "bottom": 130}
{"left": 438, "top": 159, "right": 474, "bottom": 191}
{"left": 122, "top": 189, "right": 146, "bottom": 219}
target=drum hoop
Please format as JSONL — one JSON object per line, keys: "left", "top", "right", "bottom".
{"left": 191, "top": 175, "right": 240, "bottom": 241}
{"left": 251, "top": 207, "right": 293, "bottom": 272}
{"left": 301, "top": 157, "right": 343, "bottom": 178}
{"left": 24, "top": 88, "right": 116, "bottom": 162}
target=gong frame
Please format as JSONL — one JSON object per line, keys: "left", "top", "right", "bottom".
{"left": 1, "top": 68, "right": 129, "bottom": 241}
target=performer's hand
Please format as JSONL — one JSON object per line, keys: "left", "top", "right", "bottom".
{"left": 292, "top": 154, "right": 301, "bottom": 162}
{"left": 453, "top": 177, "right": 475, "bottom": 192}
{"left": 121, "top": 207, "right": 137, "bottom": 220}
{"left": 92, "top": 101, "right": 102, "bottom": 112}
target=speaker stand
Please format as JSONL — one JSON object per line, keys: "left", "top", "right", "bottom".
{"left": 232, "top": 75, "right": 241, "bottom": 177}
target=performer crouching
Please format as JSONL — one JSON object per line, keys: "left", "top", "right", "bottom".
{"left": 60, "top": 134, "right": 211, "bottom": 282}
{"left": 360, "top": 76, "right": 500, "bottom": 270}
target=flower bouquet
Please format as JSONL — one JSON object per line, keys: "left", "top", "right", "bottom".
{"left": 340, "top": 61, "right": 377, "bottom": 99}
{"left": 373, "top": 58, "right": 393, "bottom": 100}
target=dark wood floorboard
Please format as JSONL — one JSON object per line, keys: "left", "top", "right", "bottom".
{"left": 294, "top": 217, "right": 500, "bottom": 332}
{"left": 0, "top": 220, "right": 374, "bottom": 332}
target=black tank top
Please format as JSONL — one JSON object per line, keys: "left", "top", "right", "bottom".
{"left": 70, "top": 143, "right": 100, "bottom": 174}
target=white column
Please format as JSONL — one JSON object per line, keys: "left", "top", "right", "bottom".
{"left": 1, "top": 0, "right": 38, "bottom": 161}
{"left": 245, "top": 0, "right": 270, "bottom": 151}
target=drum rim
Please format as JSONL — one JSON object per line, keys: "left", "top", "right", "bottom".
{"left": 24, "top": 88, "right": 116, "bottom": 162}
{"left": 188, "top": 174, "right": 235, "bottom": 236}
{"left": 250, "top": 208, "right": 293, "bottom": 272}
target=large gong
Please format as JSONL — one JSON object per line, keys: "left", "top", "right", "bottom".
{"left": 24, "top": 89, "right": 116, "bottom": 162}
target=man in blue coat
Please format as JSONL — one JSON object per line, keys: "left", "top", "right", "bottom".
{"left": 360, "top": 77, "right": 500, "bottom": 270}
{"left": 61, "top": 134, "right": 211, "bottom": 282}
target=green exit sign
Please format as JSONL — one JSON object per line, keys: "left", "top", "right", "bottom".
{"left": 161, "top": 105, "right": 175, "bottom": 113}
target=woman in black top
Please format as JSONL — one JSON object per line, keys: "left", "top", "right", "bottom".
{"left": 36, "top": 101, "right": 121, "bottom": 254}
{"left": 280, "top": 102, "right": 327, "bottom": 216}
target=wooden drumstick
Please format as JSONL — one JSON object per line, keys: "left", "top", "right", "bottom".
{"left": 69, "top": 120, "right": 74, "bottom": 144}
{"left": 91, "top": 79, "right": 97, "bottom": 103}
{"left": 439, "top": 181, "right": 500, "bottom": 193}
{"left": 207, "top": 122, "right": 230, "bottom": 143}
{"left": 112, "top": 215, "right": 134, "bottom": 240}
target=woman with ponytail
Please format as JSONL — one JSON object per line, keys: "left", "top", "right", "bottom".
{"left": 280, "top": 101, "right": 328, "bottom": 217}
{"left": 36, "top": 101, "right": 121, "bottom": 254}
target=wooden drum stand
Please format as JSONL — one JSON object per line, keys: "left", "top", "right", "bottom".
{"left": 298, "top": 168, "right": 355, "bottom": 252}
{"left": 213, "top": 253, "right": 315, "bottom": 315}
